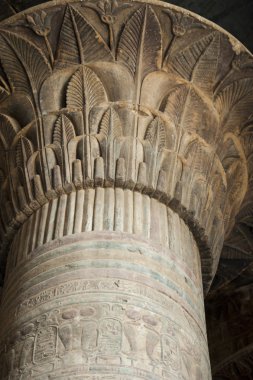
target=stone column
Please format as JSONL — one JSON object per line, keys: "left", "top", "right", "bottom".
{"left": 0, "top": 1, "right": 252, "bottom": 379}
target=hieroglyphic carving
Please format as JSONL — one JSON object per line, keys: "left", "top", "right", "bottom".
{"left": 14, "top": 275, "right": 199, "bottom": 320}
{"left": 34, "top": 324, "right": 57, "bottom": 364}
{"left": 0, "top": 217, "right": 208, "bottom": 377}
{"left": 161, "top": 334, "right": 179, "bottom": 370}
{"left": 0, "top": 302, "right": 210, "bottom": 379}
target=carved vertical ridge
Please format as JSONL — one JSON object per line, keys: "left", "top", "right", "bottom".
{"left": 6, "top": 188, "right": 205, "bottom": 275}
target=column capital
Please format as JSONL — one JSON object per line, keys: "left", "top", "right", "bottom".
{"left": 0, "top": 0, "right": 252, "bottom": 290}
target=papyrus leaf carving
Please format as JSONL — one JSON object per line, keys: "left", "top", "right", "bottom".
{"left": 164, "top": 84, "right": 217, "bottom": 142}
{"left": 53, "top": 114, "right": 76, "bottom": 145}
{"left": 0, "top": 31, "right": 51, "bottom": 99}
{"left": 185, "top": 140, "right": 208, "bottom": 174}
{"left": 117, "top": 5, "right": 162, "bottom": 177}
{"left": 99, "top": 107, "right": 122, "bottom": 181}
{"left": 53, "top": 115, "right": 76, "bottom": 183}
{"left": 16, "top": 137, "right": 34, "bottom": 168}
{"left": 0, "top": 31, "right": 52, "bottom": 190}
{"left": 99, "top": 107, "right": 122, "bottom": 139}
{"left": 15, "top": 137, "right": 36, "bottom": 205}
{"left": 163, "top": 85, "right": 189, "bottom": 127}
{"left": 169, "top": 32, "right": 219, "bottom": 97}
{"left": 67, "top": 66, "right": 107, "bottom": 126}
{"left": 164, "top": 85, "right": 197, "bottom": 137}
{"left": 56, "top": 5, "right": 112, "bottom": 68}
{"left": 191, "top": 33, "right": 220, "bottom": 97}
{"left": 0, "top": 114, "right": 20, "bottom": 149}
{"left": 145, "top": 117, "right": 167, "bottom": 187}
{"left": 67, "top": 66, "right": 107, "bottom": 179}
{"left": 145, "top": 117, "right": 166, "bottom": 153}
{"left": 117, "top": 5, "right": 162, "bottom": 80}
{"left": 215, "top": 78, "right": 253, "bottom": 131}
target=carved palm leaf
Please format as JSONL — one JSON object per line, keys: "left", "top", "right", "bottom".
{"left": 0, "top": 114, "right": 20, "bottom": 149}
{"left": 53, "top": 114, "right": 76, "bottom": 146}
{"left": 99, "top": 107, "right": 122, "bottom": 139}
{"left": 215, "top": 78, "right": 253, "bottom": 132}
{"left": 144, "top": 117, "right": 167, "bottom": 187}
{"left": 169, "top": 32, "right": 220, "bottom": 98}
{"left": 56, "top": 5, "right": 112, "bottom": 68}
{"left": 117, "top": 5, "right": 162, "bottom": 148}
{"left": 0, "top": 67, "right": 10, "bottom": 103}
{"left": 164, "top": 84, "right": 217, "bottom": 143}
{"left": 16, "top": 136, "right": 35, "bottom": 202}
{"left": 67, "top": 66, "right": 107, "bottom": 133}
{"left": 53, "top": 114, "right": 76, "bottom": 183}
{"left": 163, "top": 85, "right": 189, "bottom": 126}
{"left": 117, "top": 5, "right": 162, "bottom": 82}
{"left": 0, "top": 31, "right": 51, "bottom": 102}
{"left": 0, "top": 30, "right": 52, "bottom": 189}
{"left": 221, "top": 137, "right": 247, "bottom": 219}
{"left": 67, "top": 66, "right": 107, "bottom": 179}
{"left": 16, "top": 137, "right": 34, "bottom": 168}
{"left": 98, "top": 107, "right": 122, "bottom": 181}
{"left": 164, "top": 85, "right": 197, "bottom": 138}
{"left": 145, "top": 117, "right": 166, "bottom": 153}
{"left": 27, "top": 152, "right": 39, "bottom": 179}
{"left": 185, "top": 140, "right": 209, "bottom": 175}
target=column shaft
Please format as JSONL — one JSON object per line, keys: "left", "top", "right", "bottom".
{"left": 0, "top": 190, "right": 210, "bottom": 379}
{"left": 0, "top": 1, "right": 252, "bottom": 379}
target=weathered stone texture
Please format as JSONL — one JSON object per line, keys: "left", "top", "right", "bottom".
{"left": 0, "top": 1, "right": 252, "bottom": 378}
{"left": 0, "top": 206, "right": 209, "bottom": 378}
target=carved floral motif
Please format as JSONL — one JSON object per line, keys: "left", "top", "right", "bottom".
{"left": 0, "top": 1, "right": 251, "bottom": 292}
{"left": 0, "top": 2, "right": 252, "bottom": 380}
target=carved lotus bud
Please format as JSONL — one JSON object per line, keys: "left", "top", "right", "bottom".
{"left": 26, "top": 11, "right": 51, "bottom": 37}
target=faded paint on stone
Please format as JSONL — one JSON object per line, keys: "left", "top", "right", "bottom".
{"left": 0, "top": 1, "right": 252, "bottom": 379}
